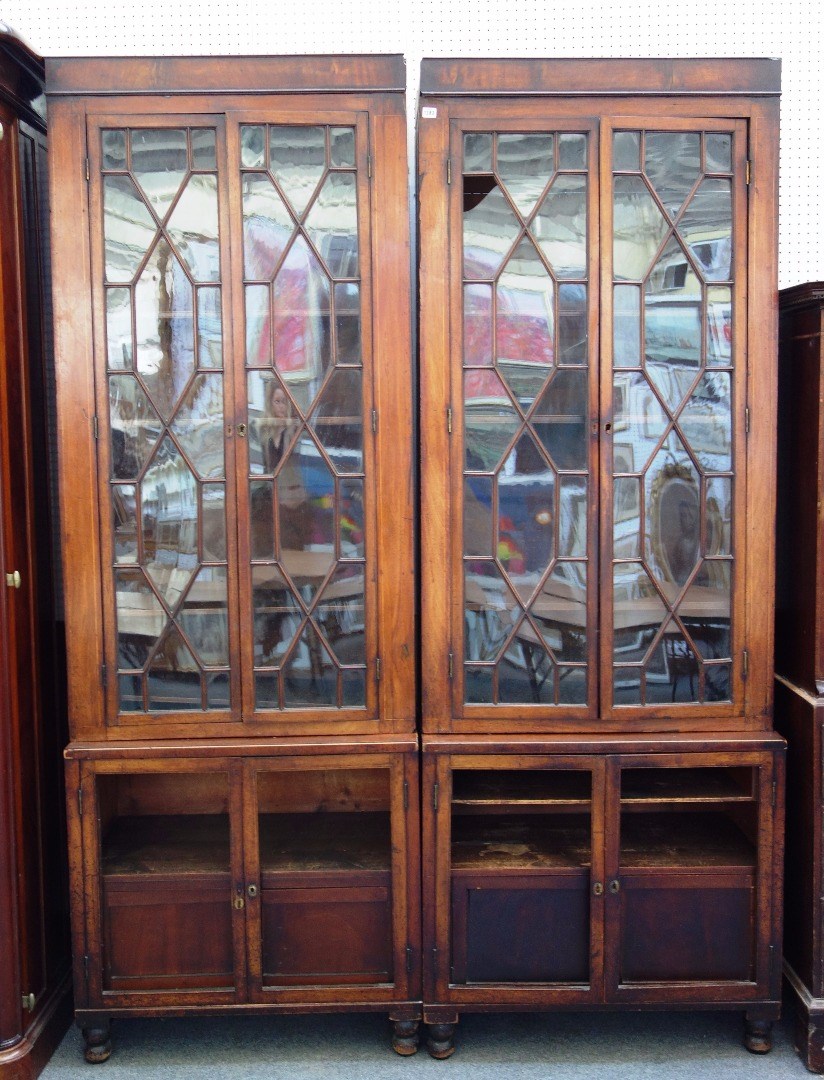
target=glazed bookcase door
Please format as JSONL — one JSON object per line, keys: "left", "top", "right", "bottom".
{"left": 604, "top": 753, "right": 777, "bottom": 1003}
{"left": 243, "top": 754, "right": 419, "bottom": 1004}
{"left": 227, "top": 111, "right": 379, "bottom": 727}
{"left": 88, "top": 114, "right": 241, "bottom": 727}
{"left": 450, "top": 118, "right": 600, "bottom": 725}
{"left": 429, "top": 755, "right": 606, "bottom": 1005}
{"left": 78, "top": 758, "right": 247, "bottom": 1008}
{"left": 601, "top": 119, "right": 749, "bottom": 723}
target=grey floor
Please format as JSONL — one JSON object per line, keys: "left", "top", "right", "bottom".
{"left": 42, "top": 1000, "right": 813, "bottom": 1079}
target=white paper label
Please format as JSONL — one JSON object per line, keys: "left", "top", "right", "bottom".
{"left": 421, "top": 107, "right": 438, "bottom": 119}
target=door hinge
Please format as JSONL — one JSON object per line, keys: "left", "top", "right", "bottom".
{"left": 371, "top": 408, "right": 378, "bottom": 435}
{"left": 433, "top": 782, "right": 439, "bottom": 811}
{"left": 403, "top": 780, "right": 409, "bottom": 811}
{"left": 746, "top": 159, "right": 752, "bottom": 186}
{"left": 745, "top": 406, "right": 750, "bottom": 435}
{"left": 92, "top": 414, "right": 99, "bottom": 440}
{"left": 85, "top": 156, "right": 90, "bottom": 182}
{"left": 367, "top": 153, "right": 372, "bottom": 180}
{"left": 406, "top": 945, "right": 413, "bottom": 975}
{"left": 77, "top": 788, "right": 83, "bottom": 817}
{"left": 447, "top": 405, "right": 453, "bottom": 434}
{"left": 447, "top": 158, "right": 452, "bottom": 185}
{"left": 448, "top": 652, "right": 454, "bottom": 680}
{"left": 101, "top": 663, "right": 108, "bottom": 689}
{"left": 83, "top": 955, "right": 90, "bottom": 983}
{"left": 21, "top": 992, "right": 35, "bottom": 1011}
{"left": 375, "top": 656, "right": 382, "bottom": 681}
{"left": 742, "top": 649, "right": 749, "bottom": 680}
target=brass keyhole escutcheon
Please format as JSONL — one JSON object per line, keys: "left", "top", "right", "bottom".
{"left": 248, "top": 883, "right": 258, "bottom": 898}
{"left": 233, "top": 896, "right": 244, "bottom": 910}
{"left": 237, "top": 423, "right": 248, "bottom": 437}
{"left": 6, "top": 570, "right": 21, "bottom": 589}
{"left": 592, "top": 881, "right": 604, "bottom": 896}
{"left": 609, "top": 879, "right": 621, "bottom": 894}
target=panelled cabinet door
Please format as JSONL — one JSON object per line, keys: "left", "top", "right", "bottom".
{"left": 419, "top": 76, "right": 778, "bottom": 735}
{"left": 58, "top": 74, "right": 413, "bottom": 739}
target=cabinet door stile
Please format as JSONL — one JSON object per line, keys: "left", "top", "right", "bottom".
{"left": 588, "top": 754, "right": 608, "bottom": 999}
{"left": 229, "top": 758, "right": 249, "bottom": 1003}
{"left": 79, "top": 763, "right": 104, "bottom": 1007}
{"left": 601, "top": 755, "right": 622, "bottom": 996}
{"left": 239, "top": 761, "right": 263, "bottom": 999}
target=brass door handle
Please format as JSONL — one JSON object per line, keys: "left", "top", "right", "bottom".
{"left": 6, "top": 570, "right": 21, "bottom": 589}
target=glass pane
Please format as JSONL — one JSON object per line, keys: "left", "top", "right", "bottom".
{"left": 141, "top": 436, "right": 199, "bottom": 611}
{"left": 147, "top": 625, "right": 201, "bottom": 711}
{"left": 613, "top": 176, "right": 669, "bottom": 282}
{"left": 613, "top": 563, "right": 667, "bottom": 659}
{"left": 341, "top": 668, "right": 366, "bottom": 707}
{"left": 678, "top": 179, "right": 733, "bottom": 282}
{"left": 558, "top": 133, "right": 586, "bottom": 170}
{"left": 130, "top": 128, "right": 188, "bottom": 217}
{"left": 191, "top": 129, "right": 216, "bottom": 171}
{"left": 273, "top": 235, "right": 332, "bottom": 394}
{"left": 106, "top": 287, "right": 132, "bottom": 369}
{"left": 269, "top": 126, "right": 326, "bottom": 217}
{"left": 464, "top": 369, "right": 520, "bottom": 472}
{"left": 499, "top": 431, "right": 555, "bottom": 603}
{"left": 534, "top": 564, "right": 587, "bottom": 662}
{"left": 102, "top": 129, "right": 127, "bottom": 171}
{"left": 533, "top": 369, "right": 588, "bottom": 470}
{"left": 679, "top": 371, "right": 732, "bottom": 473}
{"left": 207, "top": 673, "right": 230, "bottom": 708}
{"left": 340, "top": 478, "right": 365, "bottom": 558}
{"left": 706, "top": 477, "right": 732, "bottom": 556}
{"left": 464, "top": 284, "right": 493, "bottom": 366}
{"left": 464, "top": 133, "right": 493, "bottom": 173}
{"left": 558, "top": 284, "right": 587, "bottom": 364}
{"left": 707, "top": 286, "right": 732, "bottom": 365}
{"left": 644, "top": 235, "right": 702, "bottom": 410}
{"left": 202, "top": 483, "right": 226, "bottom": 562}
{"left": 558, "top": 476, "right": 587, "bottom": 557}
{"left": 463, "top": 182, "right": 521, "bottom": 280}
{"left": 310, "top": 368, "right": 363, "bottom": 474}
{"left": 464, "top": 476, "right": 494, "bottom": 557}
{"left": 197, "top": 287, "right": 222, "bottom": 368}
{"left": 613, "top": 371, "right": 669, "bottom": 473}
{"left": 335, "top": 283, "right": 361, "bottom": 364}
{"left": 614, "top": 666, "right": 642, "bottom": 705}
{"left": 135, "top": 239, "right": 195, "bottom": 421}
{"left": 167, "top": 174, "right": 220, "bottom": 283}
{"left": 532, "top": 174, "right": 587, "bottom": 280}
{"left": 465, "top": 666, "right": 494, "bottom": 703}
{"left": 496, "top": 132, "right": 554, "bottom": 219}
{"left": 613, "top": 131, "right": 640, "bottom": 172}
{"left": 652, "top": 620, "right": 699, "bottom": 704}
{"left": 706, "top": 133, "right": 732, "bottom": 173}
{"left": 109, "top": 374, "right": 163, "bottom": 480}
{"left": 282, "top": 623, "right": 337, "bottom": 706}
{"left": 242, "top": 173, "right": 293, "bottom": 281}
{"left": 304, "top": 172, "right": 359, "bottom": 279}
{"left": 179, "top": 566, "right": 229, "bottom": 666}
{"left": 278, "top": 433, "right": 336, "bottom": 596}
{"left": 498, "top": 632, "right": 553, "bottom": 704}
{"left": 464, "top": 562, "right": 520, "bottom": 663}
{"left": 248, "top": 371, "right": 299, "bottom": 476}
{"left": 170, "top": 373, "right": 225, "bottom": 479}
{"left": 496, "top": 237, "right": 554, "bottom": 407}
{"left": 103, "top": 175, "right": 156, "bottom": 284}
{"left": 614, "top": 476, "right": 641, "bottom": 559}
{"left": 119, "top": 674, "right": 143, "bottom": 711}
{"left": 115, "top": 567, "right": 166, "bottom": 669}
{"left": 250, "top": 479, "right": 275, "bottom": 560}
{"left": 613, "top": 285, "right": 640, "bottom": 367}
{"left": 252, "top": 566, "right": 300, "bottom": 667}
{"left": 245, "top": 284, "right": 270, "bottom": 366}
{"left": 330, "top": 127, "right": 355, "bottom": 168}
{"left": 113, "top": 484, "right": 138, "bottom": 564}
{"left": 316, "top": 566, "right": 366, "bottom": 665}
{"left": 645, "top": 433, "right": 701, "bottom": 591}
{"left": 681, "top": 561, "right": 731, "bottom": 661}
{"left": 558, "top": 665, "right": 587, "bottom": 705}
{"left": 644, "top": 132, "right": 701, "bottom": 219}
{"left": 240, "top": 125, "right": 265, "bottom": 168}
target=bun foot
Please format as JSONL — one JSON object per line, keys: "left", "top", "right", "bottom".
{"left": 426, "top": 1022, "right": 456, "bottom": 1059}
{"left": 744, "top": 1017, "right": 773, "bottom": 1054}
{"left": 392, "top": 1019, "right": 420, "bottom": 1055}
{"left": 82, "top": 1025, "right": 112, "bottom": 1064}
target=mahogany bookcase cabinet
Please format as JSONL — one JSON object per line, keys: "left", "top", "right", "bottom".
{"left": 418, "top": 58, "right": 784, "bottom": 1058}
{"left": 774, "top": 282, "right": 824, "bottom": 1071}
{"left": 46, "top": 55, "right": 419, "bottom": 1061}
{"left": 0, "top": 25, "right": 72, "bottom": 1080}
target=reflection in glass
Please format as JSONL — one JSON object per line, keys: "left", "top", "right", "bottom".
{"left": 463, "top": 183, "right": 521, "bottom": 280}
{"left": 197, "top": 287, "right": 222, "bottom": 368}
{"left": 644, "top": 132, "right": 701, "bottom": 219}
{"left": 282, "top": 623, "right": 337, "bottom": 707}
{"left": 170, "top": 373, "right": 225, "bottom": 479}
{"left": 115, "top": 568, "right": 166, "bottom": 670}
{"left": 247, "top": 371, "right": 300, "bottom": 476}
{"left": 496, "top": 132, "right": 554, "bottom": 218}
{"left": 179, "top": 566, "right": 229, "bottom": 666}
{"left": 131, "top": 128, "right": 188, "bottom": 217}
{"left": 496, "top": 237, "right": 554, "bottom": 406}
{"left": 645, "top": 434, "right": 700, "bottom": 589}
{"left": 269, "top": 126, "right": 326, "bottom": 217}
{"left": 705, "top": 133, "right": 732, "bottom": 174}
{"left": 273, "top": 235, "right": 332, "bottom": 387}
{"left": 534, "top": 564, "right": 587, "bottom": 663}
{"left": 113, "top": 484, "right": 138, "bottom": 564}
{"left": 109, "top": 374, "right": 163, "bottom": 480}
{"left": 558, "top": 133, "right": 587, "bottom": 170}
{"left": 191, "top": 129, "right": 216, "bottom": 171}
{"left": 681, "top": 561, "right": 731, "bottom": 661}
{"left": 304, "top": 172, "right": 359, "bottom": 279}
{"left": 464, "top": 369, "right": 520, "bottom": 472}
{"left": 240, "top": 125, "right": 265, "bottom": 169}
{"left": 341, "top": 668, "right": 366, "bottom": 707}
{"left": 250, "top": 479, "right": 275, "bottom": 560}
{"left": 464, "top": 475, "right": 494, "bottom": 557}
{"left": 141, "top": 436, "right": 199, "bottom": 610}
{"left": 558, "top": 476, "right": 587, "bottom": 558}
{"left": 558, "top": 666, "right": 587, "bottom": 705}
{"left": 202, "top": 483, "right": 226, "bottom": 562}
{"left": 465, "top": 666, "right": 494, "bottom": 703}
{"left": 613, "top": 285, "right": 640, "bottom": 366}
{"left": 135, "top": 240, "right": 195, "bottom": 421}
{"left": 335, "top": 283, "right": 361, "bottom": 364}
{"left": 107, "top": 287, "right": 132, "bottom": 369}
{"left": 252, "top": 565, "right": 300, "bottom": 667}
{"left": 499, "top": 431, "right": 555, "bottom": 603}
{"left": 705, "top": 477, "right": 732, "bottom": 556}
{"left": 310, "top": 368, "right": 363, "bottom": 473}
{"left": 678, "top": 179, "right": 732, "bottom": 281}
{"left": 532, "top": 174, "right": 587, "bottom": 279}
{"left": 613, "top": 131, "right": 640, "bottom": 172}
{"left": 315, "top": 566, "right": 366, "bottom": 666}
{"left": 499, "top": 637, "right": 553, "bottom": 704}
{"left": 245, "top": 284, "right": 270, "bottom": 366}
{"left": 464, "top": 132, "right": 492, "bottom": 173}
{"left": 464, "top": 561, "right": 520, "bottom": 663}
{"left": 534, "top": 369, "right": 588, "bottom": 470}
{"left": 613, "top": 175, "right": 669, "bottom": 282}
{"left": 167, "top": 174, "right": 220, "bottom": 282}
{"left": 644, "top": 234, "right": 702, "bottom": 410}
{"left": 102, "top": 129, "right": 127, "bottom": 171}
{"left": 558, "top": 284, "right": 587, "bottom": 364}
{"left": 613, "top": 476, "right": 641, "bottom": 559}
{"left": 340, "top": 478, "right": 365, "bottom": 557}
{"left": 278, "top": 432, "right": 336, "bottom": 596}
{"left": 679, "top": 371, "right": 732, "bottom": 473}
{"left": 147, "top": 625, "right": 201, "bottom": 711}
{"left": 243, "top": 173, "right": 293, "bottom": 281}
{"left": 613, "top": 562, "right": 667, "bottom": 659}
{"left": 103, "top": 175, "right": 157, "bottom": 284}
{"left": 464, "top": 284, "right": 493, "bottom": 366}
{"left": 330, "top": 127, "right": 356, "bottom": 168}
{"left": 707, "top": 286, "right": 732, "bottom": 365}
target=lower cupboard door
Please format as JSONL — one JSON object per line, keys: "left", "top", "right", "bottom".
{"left": 261, "top": 884, "right": 393, "bottom": 987}
{"left": 102, "top": 876, "right": 236, "bottom": 994}
{"left": 451, "top": 873, "right": 592, "bottom": 986}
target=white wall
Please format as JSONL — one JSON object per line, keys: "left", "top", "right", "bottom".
{"left": 3, "top": 0, "right": 820, "bottom": 287}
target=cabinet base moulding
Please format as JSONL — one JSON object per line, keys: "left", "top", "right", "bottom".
{"left": 0, "top": 972, "right": 73, "bottom": 1080}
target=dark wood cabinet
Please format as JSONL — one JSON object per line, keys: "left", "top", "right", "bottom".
{"left": 774, "top": 282, "right": 824, "bottom": 1071}
{"left": 417, "top": 58, "right": 783, "bottom": 1057}
{"left": 0, "top": 25, "right": 72, "bottom": 1080}
{"left": 47, "top": 55, "right": 418, "bottom": 1060}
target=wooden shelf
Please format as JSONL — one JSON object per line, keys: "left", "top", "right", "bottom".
{"left": 620, "top": 812, "right": 756, "bottom": 869}
{"left": 452, "top": 770, "right": 591, "bottom": 815}
{"left": 259, "top": 812, "right": 390, "bottom": 874}
{"left": 101, "top": 814, "right": 230, "bottom": 877}
{"left": 451, "top": 813, "right": 591, "bottom": 871}
{"left": 621, "top": 767, "right": 755, "bottom": 808}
